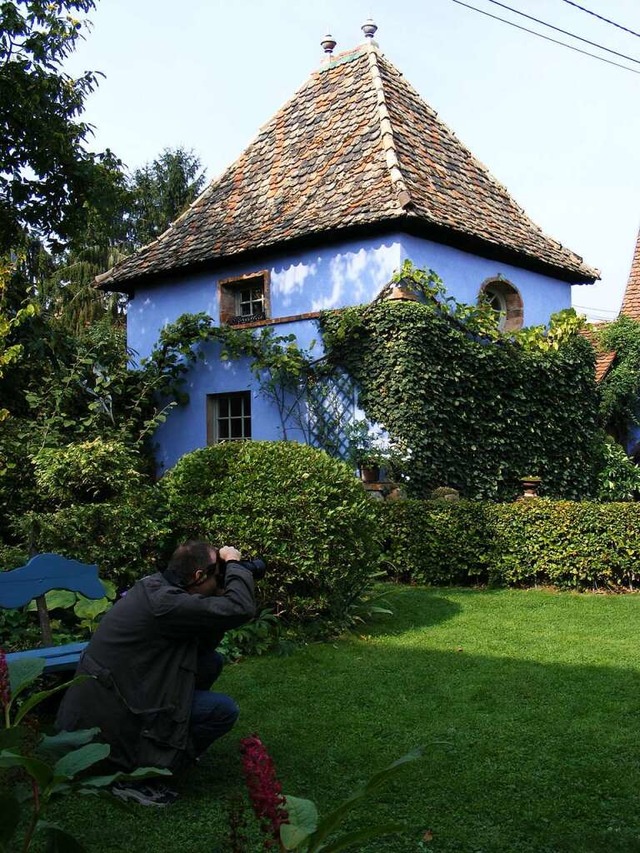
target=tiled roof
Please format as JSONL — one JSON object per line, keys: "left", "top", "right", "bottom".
{"left": 619, "top": 228, "right": 640, "bottom": 320}
{"left": 97, "top": 40, "right": 599, "bottom": 291}
{"left": 579, "top": 326, "right": 616, "bottom": 383}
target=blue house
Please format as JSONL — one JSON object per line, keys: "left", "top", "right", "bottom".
{"left": 98, "top": 24, "right": 598, "bottom": 473}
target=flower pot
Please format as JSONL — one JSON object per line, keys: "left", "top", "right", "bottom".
{"left": 359, "top": 465, "right": 380, "bottom": 483}
{"left": 520, "top": 477, "right": 541, "bottom": 499}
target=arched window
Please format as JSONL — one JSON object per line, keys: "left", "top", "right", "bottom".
{"left": 479, "top": 277, "right": 523, "bottom": 332}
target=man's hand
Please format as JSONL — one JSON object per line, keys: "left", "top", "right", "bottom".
{"left": 219, "top": 545, "right": 241, "bottom": 563}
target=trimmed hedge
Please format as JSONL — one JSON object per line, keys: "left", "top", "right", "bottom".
{"left": 378, "top": 498, "right": 640, "bottom": 591}
{"left": 16, "top": 487, "right": 169, "bottom": 588}
{"left": 160, "top": 441, "right": 381, "bottom": 624}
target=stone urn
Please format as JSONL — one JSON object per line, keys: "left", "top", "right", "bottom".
{"left": 520, "top": 476, "right": 541, "bottom": 499}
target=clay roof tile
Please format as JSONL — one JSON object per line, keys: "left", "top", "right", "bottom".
{"left": 97, "top": 41, "right": 598, "bottom": 291}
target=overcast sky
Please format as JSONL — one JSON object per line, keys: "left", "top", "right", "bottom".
{"left": 65, "top": 0, "right": 640, "bottom": 322}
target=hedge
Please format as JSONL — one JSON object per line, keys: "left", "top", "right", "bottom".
{"left": 377, "top": 498, "right": 640, "bottom": 591}
{"left": 160, "top": 441, "right": 381, "bottom": 625}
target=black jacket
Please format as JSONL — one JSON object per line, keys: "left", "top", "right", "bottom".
{"left": 56, "top": 563, "right": 256, "bottom": 772}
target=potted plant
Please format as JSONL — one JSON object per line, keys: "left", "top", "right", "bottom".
{"left": 345, "top": 420, "right": 411, "bottom": 483}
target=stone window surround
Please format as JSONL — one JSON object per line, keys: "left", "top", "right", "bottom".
{"left": 218, "top": 270, "right": 271, "bottom": 326}
{"left": 478, "top": 276, "right": 524, "bottom": 332}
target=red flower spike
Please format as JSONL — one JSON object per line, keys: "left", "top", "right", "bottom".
{"left": 240, "top": 734, "right": 289, "bottom": 844}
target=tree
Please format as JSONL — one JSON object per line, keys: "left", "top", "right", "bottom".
{"left": 128, "top": 147, "right": 206, "bottom": 248}
{"left": 37, "top": 147, "right": 207, "bottom": 332}
{"left": 0, "top": 0, "right": 103, "bottom": 252}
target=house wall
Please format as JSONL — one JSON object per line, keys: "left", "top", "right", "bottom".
{"left": 127, "top": 232, "right": 573, "bottom": 472}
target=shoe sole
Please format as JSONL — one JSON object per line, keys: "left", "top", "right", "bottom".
{"left": 111, "top": 787, "right": 177, "bottom": 807}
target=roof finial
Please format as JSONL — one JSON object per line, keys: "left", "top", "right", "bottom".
{"left": 361, "top": 18, "right": 378, "bottom": 40}
{"left": 320, "top": 33, "right": 337, "bottom": 56}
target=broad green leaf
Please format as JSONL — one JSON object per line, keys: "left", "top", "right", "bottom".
{"left": 0, "top": 727, "right": 24, "bottom": 751}
{"left": 280, "top": 795, "right": 318, "bottom": 849}
{"left": 73, "top": 596, "right": 111, "bottom": 621}
{"left": 0, "top": 750, "right": 53, "bottom": 788}
{"left": 7, "top": 657, "right": 45, "bottom": 699}
{"left": 38, "top": 728, "right": 101, "bottom": 764}
{"left": 27, "top": 590, "right": 75, "bottom": 611}
{"left": 14, "top": 675, "right": 90, "bottom": 726}
{"left": 0, "top": 792, "right": 20, "bottom": 844}
{"left": 308, "top": 747, "right": 423, "bottom": 849}
{"left": 54, "top": 742, "right": 110, "bottom": 779}
{"left": 79, "top": 766, "right": 171, "bottom": 789}
{"left": 315, "top": 822, "right": 407, "bottom": 852}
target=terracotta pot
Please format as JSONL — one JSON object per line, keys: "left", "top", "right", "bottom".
{"left": 359, "top": 465, "right": 380, "bottom": 483}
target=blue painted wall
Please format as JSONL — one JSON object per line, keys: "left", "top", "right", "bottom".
{"left": 127, "top": 232, "right": 573, "bottom": 472}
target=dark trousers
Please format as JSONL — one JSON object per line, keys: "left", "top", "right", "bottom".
{"left": 190, "top": 651, "right": 239, "bottom": 756}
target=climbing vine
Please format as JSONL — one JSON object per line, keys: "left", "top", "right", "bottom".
{"left": 149, "top": 262, "right": 602, "bottom": 501}
{"left": 319, "top": 262, "right": 601, "bottom": 500}
{"left": 597, "top": 315, "right": 640, "bottom": 446}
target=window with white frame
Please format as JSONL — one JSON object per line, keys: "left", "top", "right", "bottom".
{"left": 218, "top": 271, "right": 270, "bottom": 325}
{"left": 207, "top": 392, "right": 252, "bottom": 443}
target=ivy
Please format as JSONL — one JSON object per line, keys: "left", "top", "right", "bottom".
{"left": 319, "top": 262, "right": 601, "bottom": 500}
{"left": 597, "top": 315, "right": 640, "bottom": 444}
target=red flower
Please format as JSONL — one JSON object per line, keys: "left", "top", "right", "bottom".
{"left": 0, "top": 648, "right": 10, "bottom": 713}
{"left": 240, "top": 734, "right": 289, "bottom": 845}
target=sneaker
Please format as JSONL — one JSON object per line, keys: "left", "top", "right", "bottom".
{"left": 111, "top": 780, "right": 178, "bottom": 807}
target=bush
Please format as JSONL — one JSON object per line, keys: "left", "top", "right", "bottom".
{"left": 377, "top": 499, "right": 640, "bottom": 591}
{"left": 159, "top": 441, "right": 380, "bottom": 625}
{"left": 377, "top": 499, "right": 493, "bottom": 585}
{"left": 32, "top": 438, "right": 144, "bottom": 505}
{"left": 16, "top": 486, "right": 168, "bottom": 590}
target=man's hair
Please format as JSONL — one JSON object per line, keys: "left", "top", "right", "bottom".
{"left": 164, "top": 540, "right": 217, "bottom": 587}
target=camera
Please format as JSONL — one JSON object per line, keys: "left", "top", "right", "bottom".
{"left": 217, "top": 556, "right": 266, "bottom": 585}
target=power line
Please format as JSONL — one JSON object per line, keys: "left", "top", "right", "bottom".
{"left": 561, "top": 0, "right": 640, "bottom": 39}
{"left": 485, "top": 0, "right": 640, "bottom": 65}
{"left": 450, "top": 0, "right": 640, "bottom": 75}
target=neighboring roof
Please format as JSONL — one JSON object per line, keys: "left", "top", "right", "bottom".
{"left": 579, "top": 325, "right": 616, "bottom": 383}
{"left": 619, "top": 228, "right": 640, "bottom": 320}
{"left": 97, "top": 38, "right": 599, "bottom": 292}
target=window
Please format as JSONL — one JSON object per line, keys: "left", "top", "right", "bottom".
{"left": 207, "top": 392, "right": 251, "bottom": 444}
{"left": 478, "top": 277, "right": 523, "bottom": 332}
{"left": 219, "top": 271, "right": 270, "bottom": 325}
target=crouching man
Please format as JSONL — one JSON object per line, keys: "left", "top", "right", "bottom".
{"left": 56, "top": 540, "right": 261, "bottom": 806}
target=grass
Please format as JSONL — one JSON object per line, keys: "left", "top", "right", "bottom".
{"left": 49, "top": 586, "right": 640, "bottom": 852}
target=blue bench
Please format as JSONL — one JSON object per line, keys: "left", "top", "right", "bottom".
{"left": 0, "top": 553, "right": 106, "bottom": 673}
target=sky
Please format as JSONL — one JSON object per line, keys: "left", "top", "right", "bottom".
{"left": 65, "top": 0, "right": 640, "bottom": 322}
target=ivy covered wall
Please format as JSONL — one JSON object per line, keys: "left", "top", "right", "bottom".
{"left": 320, "top": 268, "right": 601, "bottom": 500}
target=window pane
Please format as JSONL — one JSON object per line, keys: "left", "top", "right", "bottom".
{"left": 210, "top": 392, "right": 251, "bottom": 443}
{"left": 230, "top": 396, "right": 243, "bottom": 417}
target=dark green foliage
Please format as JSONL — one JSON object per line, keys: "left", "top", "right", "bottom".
{"left": 377, "top": 498, "right": 640, "bottom": 590}
{"left": 32, "top": 438, "right": 143, "bottom": 505}
{"left": 320, "top": 266, "right": 601, "bottom": 500}
{"left": 128, "top": 147, "right": 207, "bottom": 248}
{"left": 160, "top": 441, "right": 381, "bottom": 624}
{"left": 378, "top": 499, "right": 492, "bottom": 585}
{"left": 17, "top": 487, "right": 169, "bottom": 589}
{"left": 598, "top": 315, "right": 640, "bottom": 443}
{"left": 0, "top": 1, "right": 103, "bottom": 252}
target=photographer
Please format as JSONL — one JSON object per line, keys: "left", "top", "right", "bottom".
{"left": 56, "top": 540, "right": 264, "bottom": 806}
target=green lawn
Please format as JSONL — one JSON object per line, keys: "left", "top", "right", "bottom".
{"left": 53, "top": 587, "right": 640, "bottom": 852}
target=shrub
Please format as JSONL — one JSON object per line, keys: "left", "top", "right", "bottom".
{"left": 159, "top": 441, "right": 380, "bottom": 625}
{"left": 15, "top": 486, "right": 168, "bottom": 590}
{"left": 377, "top": 499, "right": 493, "bottom": 585}
{"left": 32, "top": 438, "right": 144, "bottom": 506}
{"left": 376, "top": 499, "right": 640, "bottom": 591}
